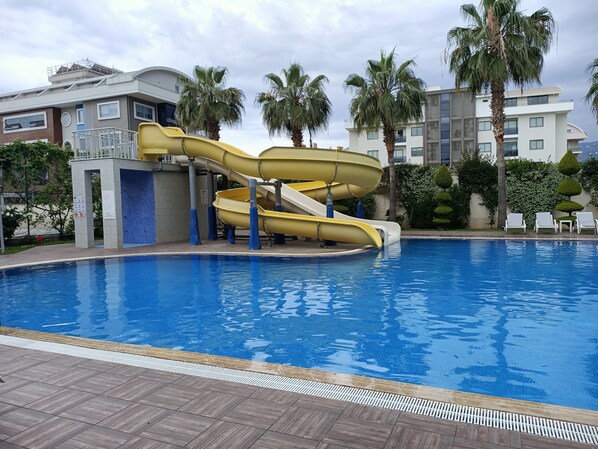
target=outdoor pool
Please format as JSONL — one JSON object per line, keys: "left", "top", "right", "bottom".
{"left": 0, "top": 239, "right": 596, "bottom": 410}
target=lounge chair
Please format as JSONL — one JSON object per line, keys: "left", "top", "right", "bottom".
{"left": 534, "top": 212, "right": 557, "bottom": 233}
{"left": 504, "top": 213, "right": 526, "bottom": 233}
{"left": 575, "top": 212, "right": 598, "bottom": 234}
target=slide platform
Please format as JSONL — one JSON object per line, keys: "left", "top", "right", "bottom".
{"left": 138, "top": 123, "right": 400, "bottom": 248}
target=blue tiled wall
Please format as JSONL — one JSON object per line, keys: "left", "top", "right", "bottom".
{"left": 121, "top": 169, "right": 156, "bottom": 245}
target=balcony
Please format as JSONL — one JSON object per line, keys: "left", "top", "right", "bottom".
{"left": 505, "top": 149, "right": 519, "bottom": 158}
{"left": 394, "top": 135, "right": 407, "bottom": 143}
{"left": 73, "top": 128, "right": 138, "bottom": 160}
{"left": 504, "top": 127, "right": 518, "bottom": 135}
{"left": 392, "top": 155, "right": 407, "bottom": 164}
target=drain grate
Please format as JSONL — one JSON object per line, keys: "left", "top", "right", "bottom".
{"left": 1, "top": 335, "right": 596, "bottom": 445}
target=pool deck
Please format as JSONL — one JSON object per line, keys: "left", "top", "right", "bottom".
{"left": 1, "top": 232, "right": 597, "bottom": 448}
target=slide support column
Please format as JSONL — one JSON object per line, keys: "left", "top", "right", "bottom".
{"left": 273, "top": 180, "right": 285, "bottom": 245}
{"left": 357, "top": 200, "right": 364, "bottom": 218}
{"left": 324, "top": 184, "right": 336, "bottom": 246}
{"left": 188, "top": 158, "right": 200, "bottom": 245}
{"left": 207, "top": 171, "right": 217, "bottom": 240}
{"left": 249, "top": 178, "right": 261, "bottom": 250}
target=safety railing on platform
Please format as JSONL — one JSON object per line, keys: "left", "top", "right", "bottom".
{"left": 73, "top": 128, "right": 138, "bottom": 160}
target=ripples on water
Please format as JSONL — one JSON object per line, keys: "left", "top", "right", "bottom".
{"left": 1, "top": 239, "right": 597, "bottom": 410}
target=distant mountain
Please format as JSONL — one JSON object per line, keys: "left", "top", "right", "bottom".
{"left": 580, "top": 141, "right": 598, "bottom": 161}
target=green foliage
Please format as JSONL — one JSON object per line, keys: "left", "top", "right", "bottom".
{"left": 91, "top": 174, "right": 103, "bottom": 238}
{"left": 555, "top": 201, "right": 584, "bottom": 214}
{"left": 557, "top": 178, "right": 582, "bottom": 196}
{"left": 447, "top": 185, "right": 470, "bottom": 229}
{"left": 434, "top": 205, "right": 452, "bottom": 216}
{"left": 335, "top": 192, "right": 376, "bottom": 219}
{"left": 558, "top": 149, "right": 582, "bottom": 176}
{"left": 434, "top": 165, "right": 453, "bottom": 189}
{"left": 433, "top": 218, "right": 451, "bottom": 225}
{"left": 435, "top": 191, "right": 452, "bottom": 202}
{"left": 1, "top": 207, "right": 24, "bottom": 242}
{"left": 581, "top": 157, "right": 598, "bottom": 207}
{"left": 555, "top": 150, "right": 584, "bottom": 215}
{"left": 0, "top": 140, "right": 74, "bottom": 239}
{"left": 333, "top": 204, "right": 349, "bottom": 214}
{"left": 457, "top": 150, "right": 498, "bottom": 225}
{"left": 393, "top": 164, "right": 438, "bottom": 228}
{"left": 505, "top": 159, "right": 564, "bottom": 227}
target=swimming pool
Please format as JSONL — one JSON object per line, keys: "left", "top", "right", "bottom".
{"left": 1, "top": 239, "right": 596, "bottom": 410}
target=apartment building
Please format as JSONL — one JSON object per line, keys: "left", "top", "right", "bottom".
{"left": 0, "top": 59, "right": 185, "bottom": 149}
{"left": 345, "top": 86, "right": 580, "bottom": 166}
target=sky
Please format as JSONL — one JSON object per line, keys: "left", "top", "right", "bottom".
{"left": 1, "top": 0, "right": 597, "bottom": 155}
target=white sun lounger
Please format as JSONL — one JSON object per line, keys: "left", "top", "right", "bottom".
{"left": 534, "top": 212, "right": 557, "bottom": 233}
{"left": 575, "top": 212, "right": 598, "bottom": 234}
{"left": 504, "top": 213, "right": 526, "bottom": 233}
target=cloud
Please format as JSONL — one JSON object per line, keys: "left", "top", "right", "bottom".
{"left": 0, "top": 0, "right": 596, "bottom": 151}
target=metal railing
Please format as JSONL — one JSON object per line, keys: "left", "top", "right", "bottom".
{"left": 73, "top": 128, "right": 138, "bottom": 160}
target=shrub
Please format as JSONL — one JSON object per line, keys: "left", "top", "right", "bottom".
{"left": 458, "top": 150, "right": 498, "bottom": 225}
{"left": 580, "top": 158, "right": 598, "bottom": 207}
{"left": 433, "top": 165, "right": 453, "bottom": 228}
{"left": 335, "top": 192, "right": 376, "bottom": 219}
{"left": 506, "top": 159, "right": 564, "bottom": 227}
{"left": 393, "top": 164, "right": 438, "bottom": 228}
{"left": 555, "top": 150, "right": 583, "bottom": 218}
{"left": 1, "top": 207, "right": 24, "bottom": 242}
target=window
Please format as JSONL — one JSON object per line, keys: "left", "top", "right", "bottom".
{"left": 76, "top": 109, "right": 85, "bottom": 125}
{"left": 394, "top": 129, "right": 406, "bottom": 143}
{"left": 504, "top": 141, "right": 518, "bottom": 157}
{"left": 3, "top": 111, "right": 47, "bottom": 133}
{"left": 530, "top": 139, "right": 544, "bottom": 150}
{"left": 393, "top": 147, "right": 406, "bottom": 162}
{"left": 478, "top": 120, "right": 491, "bottom": 131}
{"left": 504, "top": 119, "right": 518, "bottom": 135}
{"left": 97, "top": 101, "right": 120, "bottom": 120}
{"left": 366, "top": 150, "right": 379, "bottom": 159}
{"left": 478, "top": 142, "right": 491, "bottom": 153}
{"left": 411, "top": 147, "right": 423, "bottom": 157}
{"left": 505, "top": 98, "right": 517, "bottom": 107}
{"left": 411, "top": 126, "right": 423, "bottom": 136}
{"left": 60, "top": 112, "right": 72, "bottom": 127}
{"left": 527, "top": 95, "right": 548, "bottom": 105}
{"left": 366, "top": 129, "right": 379, "bottom": 140}
{"left": 529, "top": 117, "right": 544, "bottom": 128}
{"left": 134, "top": 102, "right": 155, "bottom": 121}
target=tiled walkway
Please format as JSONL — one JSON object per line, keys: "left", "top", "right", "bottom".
{"left": 1, "top": 235, "right": 597, "bottom": 448}
{"left": 0, "top": 343, "right": 594, "bottom": 449}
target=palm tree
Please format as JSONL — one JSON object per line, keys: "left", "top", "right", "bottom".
{"left": 586, "top": 58, "right": 598, "bottom": 122}
{"left": 256, "top": 63, "right": 331, "bottom": 147}
{"left": 345, "top": 50, "right": 426, "bottom": 222}
{"left": 446, "top": 0, "right": 555, "bottom": 227}
{"left": 176, "top": 66, "right": 245, "bottom": 141}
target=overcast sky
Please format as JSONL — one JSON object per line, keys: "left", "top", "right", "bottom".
{"left": 1, "top": 0, "right": 596, "bottom": 154}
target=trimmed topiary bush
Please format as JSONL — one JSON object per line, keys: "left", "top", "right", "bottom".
{"left": 555, "top": 150, "right": 583, "bottom": 220}
{"left": 433, "top": 165, "right": 453, "bottom": 227}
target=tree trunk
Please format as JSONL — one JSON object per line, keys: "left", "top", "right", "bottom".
{"left": 383, "top": 125, "right": 397, "bottom": 222}
{"left": 491, "top": 81, "right": 507, "bottom": 228}
{"left": 291, "top": 127, "right": 304, "bottom": 147}
{"left": 207, "top": 120, "right": 220, "bottom": 141}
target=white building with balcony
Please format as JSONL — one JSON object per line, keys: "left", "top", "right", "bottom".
{"left": 345, "top": 86, "right": 580, "bottom": 166}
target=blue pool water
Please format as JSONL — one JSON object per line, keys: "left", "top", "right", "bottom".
{"left": 1, "top": 239, "right": 597, "bottom": 410}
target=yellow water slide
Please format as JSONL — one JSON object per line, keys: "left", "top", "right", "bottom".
{"left": 138, "top": 123, "right": 395, "bottom": 248}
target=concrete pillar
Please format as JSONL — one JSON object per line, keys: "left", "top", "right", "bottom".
{"left": 72, "top": 164, "right": 95, "bottom": 248}
{"left": 99, "top": 162, "right": 123, "bottom": 249}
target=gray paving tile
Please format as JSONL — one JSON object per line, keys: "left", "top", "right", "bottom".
{"left": 6, "top": 415, "right": 90, "bottom": 448}
{"left": 0, "top": 407, "right": 52, "bottom": 440}
{"left": 250, "top": 387, "right": 300, "bottom": 405}
{"left": 178, "top": 390, "right": 245, "bottom": 418}
{"left": 186, "top": 420, "right": 264, "bottom": 449}
{"left": 221, "top": 397, "right": 289, "bottom": 429}
{"left": 59, "top": 395, "right": 131, "bottom": 424}
{"left": 139, "top": 384, "right": 202, "bottom": 410}
{"left": 10, "top": 361, "right": 70, "bottom": 381}
{"left": 342, "top": 403, "right": 401, "bottom": 425}
{"left": 139, "top": 411, "right": 215, "bottom": 446}
{"left": 385, "top": 426, "right": 453, "bottom": 449}
{"left": 322, "top": 416, "right": 393, "bottom": 449}
{"left": 69, "top": 370, "right": 131, "bottom": 394}
{"left": 43, "top": 366, "right": 100, "bottom": 387}
{"left": 252, "top": 431, "right": 320, "bottom": 449}
{"left": 270, "top": 406, "right": 339, "bottom": 440}
{"left": 97, "top": 403, "right": 169, "bottom": 434}
{"left": 27, "top": 388, "right": 94, "bottom": 414}
{"left": 53, "top": 425, "right": 132, "bottom": 449}
{"left": 104, "top": 377, "right": 164, "bottom": 401}
{"left": 0, "top": 381, "right": 62, "bottom": 406}
{"left": 118, "top": 436, "right": 185, "bottom": 448}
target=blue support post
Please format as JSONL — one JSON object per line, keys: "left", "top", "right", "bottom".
{"left": 273, "top": 180, "right": 285, "bottom": 245}
{"left": 227, "top": 225, "right": 236, "bottom": 244}
{"left": 206, "top": 171, "right": 217, "bottom": 240}
{"left": 248, "top": 179, "right": 261, "bottom": 250}
{"left": 188, "top": 158, "right": 200, "bottom": 245}
{"left": 324, "top": 185, "right": 336, "bottom": 246}
{"left": 356, "top": 200, "right": 364, "bottom": 218}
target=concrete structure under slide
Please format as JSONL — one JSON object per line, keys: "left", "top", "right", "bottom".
{"left": 138, "top": 123, "right": 400, "bottom": 248}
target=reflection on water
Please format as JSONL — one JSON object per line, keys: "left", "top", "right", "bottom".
{"left": 0, "top": 239, "right": 597, "bottom": 411}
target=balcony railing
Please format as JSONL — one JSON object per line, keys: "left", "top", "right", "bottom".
{"left": 505, "top": 149, "right": 519, "bottom": 158}
{"left": 394, "top": 135, "right": 407, "bottom": 143}
{"left": 392, "top": 156, "right": 407, "bottom": 163}
{"left": 504, "top": 127, "right": 518, "bottom": 135}
{"left": 73, "top": 128, "right": 138, "bottom": 160}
